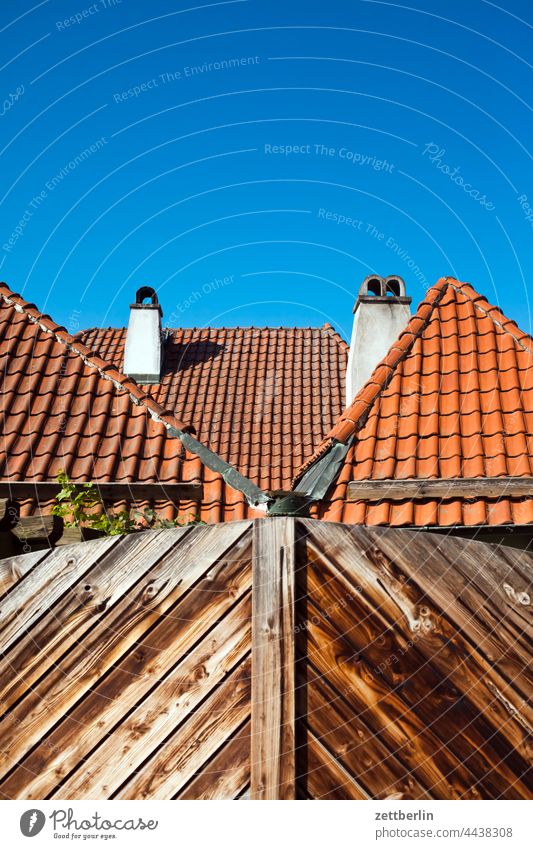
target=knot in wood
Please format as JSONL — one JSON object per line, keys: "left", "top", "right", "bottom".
{"left": 502, "top": 582, "right": 531, "bottom": 606}
{"left": 413, "top": 606, "right": 436, "bottom": 633}
{"left": 142, "top": 582, "right": 158, "bottom": 603}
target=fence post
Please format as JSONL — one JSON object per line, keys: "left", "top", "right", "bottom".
{"left": 251, "top": 517, "right": 296, "bottom": 799}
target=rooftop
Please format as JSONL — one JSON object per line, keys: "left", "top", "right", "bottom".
{"left": 295, "top": 277, "right": 533, "bottom": 527}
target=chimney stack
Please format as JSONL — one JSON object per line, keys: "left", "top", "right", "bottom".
{"left": 346, "top": 275, "right": 411, "bottom": 405}
{"left": 123, "top": 286, "right": 163, "bottom": 384}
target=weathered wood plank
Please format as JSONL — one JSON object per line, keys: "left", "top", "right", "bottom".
{"left": 251, "top": 517, "right": 296, "bottom": 800}
{"left": 423, "top": 533, "right": 532, "bottom": 637}
{"left": 51, "top": 594, "right": 252, "bottom": 799}
{"left": 305, "top": 729, "right": 369, "bottom": 799}
{"left": 497, "top": 544, "right": 533, "bottom": 588}
{"left": 306, "top": 601, "right": 531, "bottom": 799}
{"left": 303, "top": 542, "right": 532, "bottom": 764}
{"left": 177, "top": 720, "right": 251, "bottom": 800}
{"left": 0, "top": 549, "right": 50, "bottom": 599}
{"left": 115, "top": 656, "right": 252, "bottom": 799}
{"left": 0, "top": 528, "right": 252, "bottom": 798}
{"left": 11, "top": 514, "right": 64, "bottom": 546}
{"left": 300, "top": 520, "right": 532, "bottom": 717}
{"left": 0, "top": 521, "right": 252, "bottom": 786}
{"left": 0, "top": 517, "right": 529, "bottom": 802}
{"left": 303, "top": 666, "right": 429, "bottom": 799}
{"left": 303, "top": 595, "right": 481, "bottom": 799}
{"left": 0, "top": 528, "right": 190, "bottom": 715}
{"left": 0, "top": 535, "right": 119, "bottom": 655}
{"left": 0, "top": 481, "right": 203, "bottom": 501}
{"left": 360, "top": 528, "right": 533, "bottom": 708}
{"left": 348, "top": 476, "right": 533, "bottom": 501}
{"left": 55, "top": 527, "right": 105, "bottom": 547}
{"left": 395, "top": 530, "right": 533, "bottom": 641}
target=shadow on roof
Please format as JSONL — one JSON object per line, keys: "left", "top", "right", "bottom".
{"left": 161, "top": 338, "right": 226, "bottom": 375}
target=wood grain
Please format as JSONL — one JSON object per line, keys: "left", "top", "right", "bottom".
{"left": 177, "top": 720, "right": 251, "bottom": 800}
{"left": 251, "top": 518, "right": 296, "bottom": 800}
{"left": 0, "top": 517, "right": 530, "bottom": 801}
{"left": 303, "top": 665, "right": 429, "bottom": 799}
{"left": 305, "top": 728, "right": 369, "bottom": 799}
{"left": 0, "top": 529, "right": 190, "bottom": 714}
{"left": 0, "top": 522, "right": 251, "bottom": 786}
{"left": 52, "top": 594, "right": 252, "bottom": 799}
{"left": 303, "top": 541, "right": 531, "bottom": 764}
{"left": 0, "top": 549, "right": 49, "bottom": 599}
{"left": 115, "top": 656, "right": 252, "bottom": 799}
{"left": 348, "top": 476, "right": 533, "bottom": 501}
{"left": 0, "top": 481, "right": 203, "bottom": 502}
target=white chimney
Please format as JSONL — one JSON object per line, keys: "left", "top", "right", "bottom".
{"left": 123, "top": 286, "right": 163, "bottom": 384}
{"left": 346, "top": 275, "right": 411, "bottom": 405}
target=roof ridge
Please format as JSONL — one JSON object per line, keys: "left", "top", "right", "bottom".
{"left": 293, "top": 276, "right": 533, "bottom": 488}
{"left": 449, "top": 280, "right": 533, "bottom": 354}
{"left": 81, "top": 324, "right": 347, "bottom": 334}
{"left": 0, "top": 282, "right": 191, "bottom": 434}
{"left": 292, "top": 277, "right": 451, "bottom": 484}
{"left": 321, "top": 322, "right": 349, "bottom": 348}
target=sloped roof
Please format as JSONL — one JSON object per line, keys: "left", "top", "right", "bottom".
{"left": 79, "top": 322, "right": 346, "bottom": 492}
{"left": 0, "top": 283, "right": 347, "bottom": 522}
{"left": 296, "top": 277, "right": 533, "bottom": 527}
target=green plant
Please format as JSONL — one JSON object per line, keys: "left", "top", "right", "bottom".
{"left": 52, "top": 471, "right": 201, "bottom": 535}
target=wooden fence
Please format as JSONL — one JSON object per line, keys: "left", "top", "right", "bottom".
{"left": 0, "top": 519, "right": 531, "bottom": 800}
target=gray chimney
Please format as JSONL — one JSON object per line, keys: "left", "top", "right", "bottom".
{"left": 346, "top": 275, "right": 411, "bottom": 404}
{"left": 123, "top": 286, "right": 163, "bottom": 384}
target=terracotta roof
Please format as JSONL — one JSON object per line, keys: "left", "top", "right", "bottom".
{"left": 0, "top": 282, "right": 347, "bottom": 522}
{"left": 79, "top": 322, "right": 346, "bottom": 492}
{"left": 296, "top": 277, "right": 533, "bottom": 527}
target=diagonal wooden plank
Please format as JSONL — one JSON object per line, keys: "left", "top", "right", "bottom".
{"left": 0, "top": 527, "right": 191, "bottom": 713}
{"left": 0, "top": 535, "right": 119, "bottom": 651}
{"left": 304, "top": 598, "right": 476, "bottom": 799}
{"left": 498, "top": 545, "right": 533, "bottom": 588}
{"left": 50, "top": 593, "right": 252, "bottom": 799}
{"left": 359, "top": 528, "right": 533, "bottom": 711}
{"left": 306, "top": 601, "right": 531, "bottom": 799}
{"left": 0, "top": 532, "right": 252, "bottom": 799}
{"left": 305, "top": 728, "right": 369, "bottom": 800}
{"left": 303, "top": 545, "right": 532, "bottom": 765}
{"left": 300, "top": 520, "right": 532, "bottom": 720}
{"left": 115, "top": 656, "right": 252, "bottom": 799}
{"left": 177, "top": 720, "right": 250, "bottom": 800}
{"left": 373, "top": 528, "right": 532, "bottom": 659}
{"left": 251, "top": 517, "right": 296, "bottom": 800}
{"left": 0, "top": 548, "right": 50, "bottom": 599}
{"left": 0, "top": 521, "right": 251, "bottom": 784}
{"left": 303, "top": 666, "right": 429, "bottom": 799}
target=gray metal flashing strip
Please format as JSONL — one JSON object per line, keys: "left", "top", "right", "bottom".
{"left": 169, "top": 427, "right": 270, "bottom": 508}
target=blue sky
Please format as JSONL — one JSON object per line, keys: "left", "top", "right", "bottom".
{"left": 0, "top": 0, "right": 531, "bottom": 339}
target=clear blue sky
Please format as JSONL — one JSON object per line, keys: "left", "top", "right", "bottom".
{"left": 1, "top": 0, "right": 531, "bottom": 340}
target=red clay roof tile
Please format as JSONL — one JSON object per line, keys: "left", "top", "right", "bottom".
{"left": 297, "top": 277, "right": 533, "bottom": 527}
{"left": 0, "top": 283, "right": 347, "bottom": 522}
